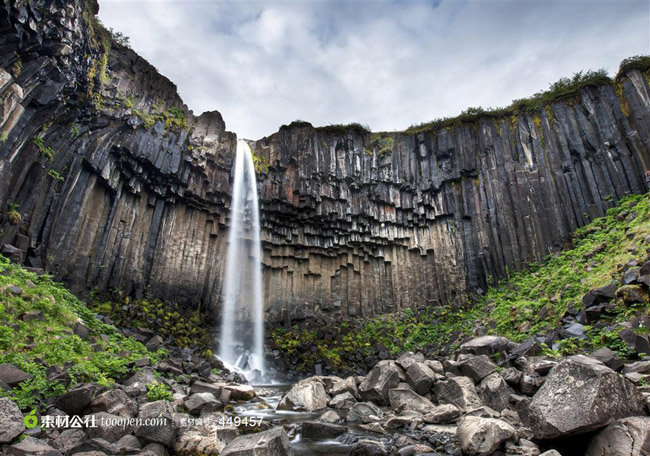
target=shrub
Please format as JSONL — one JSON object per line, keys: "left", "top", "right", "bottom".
{"left": 146, "top": 381, "right": 172, "bottom": 402}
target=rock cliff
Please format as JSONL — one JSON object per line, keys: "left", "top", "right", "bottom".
{"left": 1, "top": 0, "right": 649, "bottom": 324}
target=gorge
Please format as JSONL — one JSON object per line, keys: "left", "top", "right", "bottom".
{"left": 1, "top": 1, "right": 649, "bottom": 329}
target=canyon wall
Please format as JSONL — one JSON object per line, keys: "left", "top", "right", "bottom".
{"left": 1, "top": 0, "right": 650, "bottom": 324}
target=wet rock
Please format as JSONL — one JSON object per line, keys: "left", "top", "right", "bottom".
{"left": 359, "top": 362, "right": 401, "bottom": 405}
{"left": 0, "top": 363, "right": 32, "bottom": 387}
{"left": 358, "top": 423, "right": 387, "bottom": 434}
{"left": 459, "top": 336, "right": 511, "bottom": 356}
{"left": 301, "top": 421, "right": 346, "bottom": 439}
{"left": 221, "top": 426, "right": 294, "bottom": 456}
{"left": 397, "top": 444, "right": 436, "bottom": 455}
{"left": 277, "top": 379, "right": 328, "bottom": 411}
{"left": 504, "top": 438, "right": 540, "bottom": 456}
{"left": 389, "top": 388, "right": 436, "bottom": 414}
{"left": 405, "top": 362, "right": 436, "bottom": 395}
{"left": 434, "top": 376, "right": 483, "bottom": 411}
{"left": 319, "top": 410, "right": 343, "bottom": 423}
{"left": 222, "top": 384, "right": 256, "bottom": 401}
{"left": 525, "top": 355, "right": 647, "bottom": 439}
{"left": 458, "top": 355, "right": 498, "bottom": 383}
{"left": 457, "top": 416, "right": 515, "bottom": 456}
{"left": 0, "top": 397, "right": 26, "bottom": 443}
{"left": 422, "top": 404, "right": 462, "bottom": 424}
{"left": 585, "top": 416, "right": 650, "bottom": 456}
{"left": 350, "top": 439, "right": 389, "bottom": 456}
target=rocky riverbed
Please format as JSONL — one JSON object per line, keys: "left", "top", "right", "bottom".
{"left": 2, "top": 329, "right": 650, "bottom": 455}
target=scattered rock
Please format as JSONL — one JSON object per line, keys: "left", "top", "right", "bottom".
{"left": 330, "top": 391, "right": 357, "bottom": 410}
{"left": 405, "top": 362, "right": 436, "bottom": 395}
{"left": 0, "top": 363, "right": 32, "bottom": 387}
{"left": 301, "top": 421, "right": 346, "bottom": 439}
{"left": 478, "top": 372, "right": 512, "bottom": 412}
{"left": 434, "top": 376, "right": 483, "bottom": 411}
{"left": 422, "top": 404, "right": 462, "bottom": 424}
{"left": 459, "top": 336, "right": 511, "bottom": 356}
{"left": 135, "top": 401, "right": 178, "bottom": 447}
{"left": 184, "top": 392, "right": 220, "bottom": 415}
{"left": 277, "top": 379, "right": 328, "bottom": 411}
{"left": 56, "top": 383, "right": 95, "bottom": 416}
{"left": 590, "top": 347, "right": 623, "bottom": 371}
{"left": 389, "top": 388, "right": 436, "bottom": 414}
{"left": 6, "top": 436, "right": 62, "bottom": 455}
{"left": 359, "top": 362, "right": 401, "bottom": 405}
{"left": 350, "top": 439, "right": 388, "bottom": 456}
{"left": 90, "top": 388, "right": 137, "bottom": 418}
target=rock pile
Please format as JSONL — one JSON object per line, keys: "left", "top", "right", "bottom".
{"left": 277, "top": 341, "right": 650, "bottom": 455}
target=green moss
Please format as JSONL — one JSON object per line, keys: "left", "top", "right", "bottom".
{"left": 146, "top": 380, "right": 172, "bottom": 402}
{"left": 47, "top": 169, "right": 64, "bottom": 182}
{"left": 0, "top": 256, "right": 167, "bottom": 411}
{"left": 32, "top": 136, "right": 55, "bottom": 161}
{"left": 616, "top": 55, "right": 650, "bottom": 82}
{"left": 365, "top": 134, "right": 395, "bottom": 157}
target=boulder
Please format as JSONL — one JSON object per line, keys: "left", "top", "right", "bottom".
{"left": 86, "top": 412, "right": 132, "bottom": 443}
{"left": 221, "top": 427, "right": 294, "bottom": 456}
{"left": 422, "top": 404, "right": 461, "bottom": 424}
{"left": 396, "top": 352, "right": 425, "bottom": 370}
{"left": 478, "top": 373, "right": 512, "bottom": 412}
{"left": 585, "top": 416, "right": 650, "bottom": 456}
{"left": 90, "top": 388, "right": 137, "bottom": 418}
{"left": 319, "top": 410, "right": 343, "bottom": 423}
{"left": 457, "top": 416, "right": 516, "bottom": 456}
{"left": 582, "top": 284, "right": 617, "bottom": 307}
{"left": 525, "top": 355, "right": 647, "bottom": 439}
{"left": 184, "top": 392, "right": 220, "bottom": 415}
{"left": 0, "top": 398, "right": 25, "bottom": 443}
{"left": 590, "top": 347, "right": 624, "bottom": 371}
{"left": 389, "top": 388, "right": 436, "bottom": 414}
{"left": 5, "top": 436, "right": 62, "bottom": 455}
{"left": 114, "top": 435, "right": 141, "bottom": 453}
{"left": 616, "top": 285, "right": 650, "bottom": 305}
{"left": 52, "top": 429, "right": 87, "bottom": 453}
{"left": 397, "top": 444, "right": 436, "bottom": 455}
{"left": 359, "top": 362, "right": 401, "bottom": 405}
{"left": 434, "top": 376, "right": 483, "bottom": 411}
{"left": 56, "top": 383, "right": 95, "bottom": 415}
{"left": 277, "top": 380, "right": 328, "bottom": 412}
{"left": 0, "top": 364, "right": 32, "bottom": 387}
{"left": 173, "top": 418, "right": 237, "bottom": 455}
{"left": 330, "top": 391, "right": 357, "bottom": 410}
{"left": 458, "top": 355, "right": 498, "bottom": 383}
{"left": 425, "top": 360, "right": 445, "bottom": 374}
{"left": 189, "top": 381, "right": 221, "bottom": 396}
{"left": 350, "top": 439, "right": 388, "bottom": 456}
{"left": 459, "top": 336, "right": 511, "bottom": 356}
{"left": 135, "top": 401, "right": 178, "bottom": 447}
{"left": 347, "top": 402, "right": 383, "bottom": 423}
{"left": 330, "top": 376, "right": 359, "bottom": 398}
{"left": 301, "top": 421, "right": 346, "bottom": 439}
{"left": 405, "top": 362, "right": 436, "bottom": 395}
{"left": 222, "top": 384, "right": 256, "bottom": 401}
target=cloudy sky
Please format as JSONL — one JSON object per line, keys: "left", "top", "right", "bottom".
{"left": 98, "top": 0, "right": 649, "bottom": 139}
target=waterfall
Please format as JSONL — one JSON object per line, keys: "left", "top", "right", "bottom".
{"left": 218, "top": 140, "right": 265, "bottom": 379}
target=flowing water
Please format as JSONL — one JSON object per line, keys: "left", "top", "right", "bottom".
{"left": 218, "top": 140, "right": 265, "bottom": 378}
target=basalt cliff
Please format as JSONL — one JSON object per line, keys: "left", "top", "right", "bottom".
{"left": 1, "top": 0, "right": 650, "bottom": 325}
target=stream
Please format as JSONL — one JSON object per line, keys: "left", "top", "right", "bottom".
{"left": 232, "top": 384, "right": 390, "bottom": 455}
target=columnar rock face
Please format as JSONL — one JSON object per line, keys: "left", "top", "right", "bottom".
{"left": 1, "top": 1, "right": 650, "bottom": 323}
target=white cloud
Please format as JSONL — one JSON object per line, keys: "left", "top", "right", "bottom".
{"left": 98, "top": 0, "right": 650, "bottom": 139}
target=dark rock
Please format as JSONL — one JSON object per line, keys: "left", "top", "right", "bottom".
{"left": 510, "top": 338, "right": 543, "bottom": 358}
{"left": 73, "top": 323, "right": 90, "bottom": 340}
{"left": 184, "top": 392, "right": 219, "bottom": 415}
{"left": 623, "top": 267, "right": 641, "bottom": 285}
{"left": 525, "top": 355, "right": 647, "bottom": 439}
{"left": 0, "top": 363, "right": 32, "bottom": 387}
{"left": 405, "top": 362, "right": 436, "bottom": 395}
{"left": 478, "top": 373, "right": 512, "bottom": 412}
{"left": 146, "top": 335, "right": 164, "bottom": 351}
{"left": 135, "top": 401, "right": 178, "bottom": 447}
{"left": 114, "top": 434, "right": 141, "bottom": 453}
{"left": 560, "top": 322, "right": 586, "bottom": 339}
{"left": 347, "top": 402, "right": 383, "bottom": 423}
{"left": 396, "top": 352, "right": 425, "bottom": 370}
{"left": 189, "top": 380, "right": 221, "bottom": 396}
{"left": 458, "top": 336, "right": 511, "bottom": 356}
{"left": 616, "top": 285, "right": 650, "bottom": 305}
{"left": 90, "top": 388, "right": 136, "bottom": 418}
{"left": 301, "top": 421, "right": 346, "bottom": 439}
{"left": 330, "top": 391, "right": 357, "bottom": 410}
{"left": 0, "top": 397, "right": 26, "bottom": 443}
{"left": 51, "top": 429, "right": 87, "bottom": 454}
{"left": 590, "top": 347, "right": 624, "bottom": 371}
{"left": 422, "top": 404, "right": 461, "bottom": 424}
{"left": 56, "top": 384, "right": 95, "bottom": 416}
{"left": 389, "top": 388, "right": 436, "bottom": 414}
{"left": 5, "top": 436, "right": 62, "bottom": 455}
{"left": 582, "top": 284, "right": 617, "bottom": 307}
{"left": 458, "top": 355, "right": 498, "bottom": 383}
{"left": 85, "top": 412, "right": 132, "bottom": 443}
{"left": 221, "top": 427, "right": 294, "bottom": 456}
{"left": 350, "top": 439, "right": 389, "bottom": 456}
{"left": 434, "top": 376, "right": 483, "bottom": 411}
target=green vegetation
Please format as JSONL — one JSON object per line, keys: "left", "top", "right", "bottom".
{"left": 273, "top": 193, "right": 650, "bottom": 372}
{"left": 252, "top": 149, "right": 269, "bottom": 175}
{"left": 32, "top": 136, "right": 55, "bottom": 161}
{"left": 279, "top": 120, "right": 371, "bottom": 136}
{"left": 0, "top": 256, "right": 167, "bottom": 411}
{"left": 616, "top": 55, "right": 650, "bottom": 82}
{"left": 47, "top": 169, "right": 64, "bottom": 182}
{"left": 11, "top": 51, "right": 22, "bottom": 77}
{"left": 365, "top": 134, "right": 395, "bottom": 157}
{"left": 122, "top": 95, "right": 188, "bottom": 131}
{"left": 7, "top": 203, "right": 20, "bottom": 225}
{"left": 90, "top": 292, "right": 212, "bottom": 354}
{"left": 146, "top": 380, "right": 173, "bottom": 402}
{"left": 406, "top": 69, "right": 611, "bottom": 134}
{"left": 70, "top": 123, "right": 81, "bottom": 138}
{"left": 0, "top": 132, "right": 9, "bottom": 143}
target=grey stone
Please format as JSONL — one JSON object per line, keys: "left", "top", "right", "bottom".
{"left": 459, "top": 336, "right": 511, "bottom": 356}
{"left": 277, "top": 379, "right": 328, "bottom": 412}
{"left": 590, "top": 347, "right": 624, "bottom": 371}
{"left": 0, "top": 398, "right": 26, "bottom": 443}
{"left": 184, "top": 392, "right": 219, "bottom": 415}
{"left": 458, "top": 355, "right": 498, "bottom": 383}
{"left": 350, "top": 439, "right": 388, "bottom": 456}
{"left": 6, "top": 436, "right": 62, "bottom": 455}
{"left": 0, "top": 364, "right": 32, "bottom": 387}
{"left": 358, "top": 362, "right": 401, "bottom": 405}
{"left": 221, "top": 427, "right": 294, "bottom": 456}
{"left": 135, "top": 401, "right": 178, "bottom": 447}
{"left": 405, "top": 362, "right": 436, "bottom": 395}
{"left": 434, "top": 376, "right": 483, "bottom": 411}
{"left": 330, "top": 376, "right": 359, "bottom": 398}
{"left": 585, "top": 416, "right": 650, "bottom": 456}
{"left": 389, "top": 388, "right": 436, "bottom": 414}
{"left": 525, "top": 355, "right": 647, "bottom": 439}
{"left": 90, "top": 388, "right": 137, "bottom": 418}
{"left": 347, "top": 402, "right": 383, "bottom": 423}
{"left": 478, "top": 373, "right": 512, "bottom": 412}
{"left": 457, "top": 416, "right": 516, "bottom": 456}
{"left": 301, "top": 421, "right": 346, "bottom": 438}
{"left": 329, "top": 391, "right": 357, "bottom": 410}
{"left": 422, "top": 404, "right": 461, "bottom": 424}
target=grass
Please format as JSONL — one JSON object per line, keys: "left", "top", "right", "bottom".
{"left": 0, "top": 256, "right": 168, "bottom": 411}
{"left": 279, "top": 120, "right": 371, "bottom": 136}
{"left": 272, "top": 193, "right": 650, "bottom": 373}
